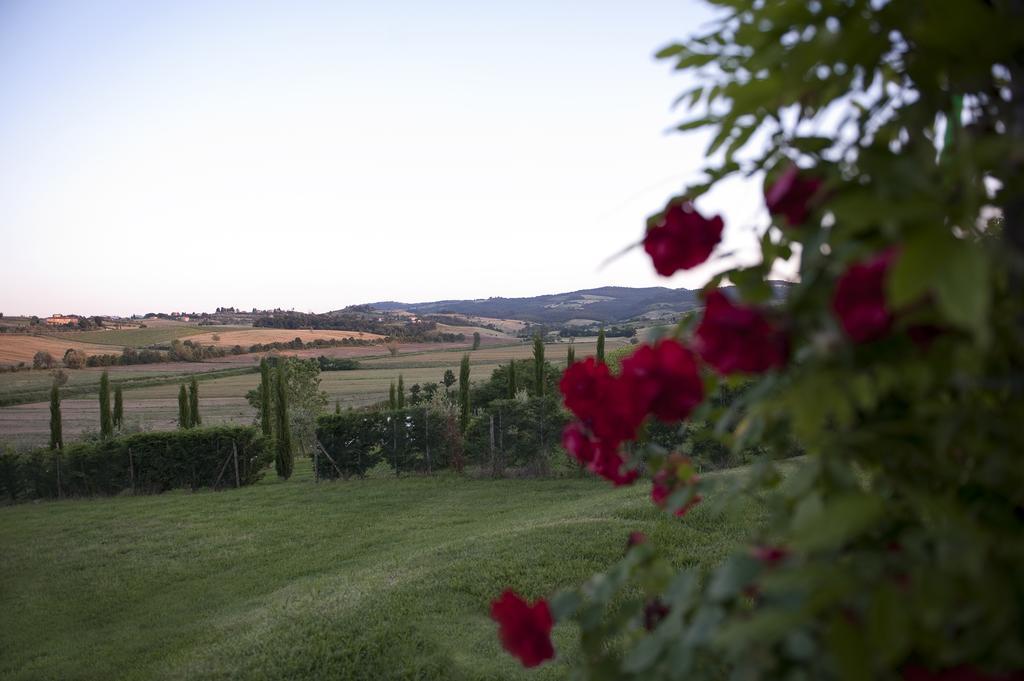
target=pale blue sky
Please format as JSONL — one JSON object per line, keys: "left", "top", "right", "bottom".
{"left": 0, "top": 1, "right": 775, "bottom": 316}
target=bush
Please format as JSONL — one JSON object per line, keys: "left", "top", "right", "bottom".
{"left": 0, "top": 426, "right": 269, "bottom": 502}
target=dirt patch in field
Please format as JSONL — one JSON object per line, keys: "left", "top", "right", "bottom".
{"left": 186, "top": 329, "right": 384, "bottom": 348}
{"left": 0, "top": 335, "right": 109, "bottom": 366}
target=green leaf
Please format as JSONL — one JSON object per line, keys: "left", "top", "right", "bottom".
{"left": 792, "top": 494, "right": 884, "bottom": 552}
{"left": 708, "top": 554, "right": 760, "bottom": 601}
{"left": 549, "top": 589, "right": 581, "bottom": 621}
{"left": 622, "top": 633, "right": 665, "bottom": 673}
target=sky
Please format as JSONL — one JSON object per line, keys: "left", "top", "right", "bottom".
{"left": 0, "top": 0, "right": 778, "bottom": 316}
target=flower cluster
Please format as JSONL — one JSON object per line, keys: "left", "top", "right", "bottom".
{"left": 559, "top": 341, "right": 703, "bottom": 486}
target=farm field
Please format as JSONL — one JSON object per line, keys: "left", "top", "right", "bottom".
{"left": 185, "top": 328, "right": 385, "bottom": 347}
{"left": 0, "top": 334, "right": 111, "bottom": 365}
{"left": 0, "top": 466, "right": 766, "bottom": 681}
{"left": 45, "top": 323, "right": 215, "bottom": 346}
{"left": 0, "top": 340, "right": 629, "bottom": 449}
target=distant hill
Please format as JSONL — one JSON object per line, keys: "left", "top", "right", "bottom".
{"left": 370, "top": 283, "right": 790, "bottom": 325}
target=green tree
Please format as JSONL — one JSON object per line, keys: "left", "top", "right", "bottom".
{"left": 259, "top": 358, "right": 272, "bottom": 436}
{"left": 49, "top": 383, "right": 63, "bottom": 450}
{"left": 596, "top": 326, "right": 605, "bottom": 364}
{"left": 567, "top": 344, "right": 575, "bottom": 366}
{"left": 508, "top": 360, "right": 517, "bottom": 398}
{"left": 113, "top": 385, "right": 124, "bottom": 430}
{"left": 442, "top": 369, "right": 456, "bottom": 391}
{"left": 177, "top": 384, "right": 190, "bottom": 429}
{"left": 389, "top": 381, "right": 397, "bottom": 410}
{"left": 98, "top": 371, "right": 113, "bottom": 438}
{"left": 533, "top": 334, "right": 545, "bottom": 397}
{"left": 273, "top": 364, "right": 294, "bottom": 479}
{"left": 188, "top": 376, "right": 201, "bottom": 427}
{"left": 458, "top": 353, "right": 470, "bottom": 432}
{"left": 472, "top": 331, "right": 481, "bottom": 350}
{"left": 246, "top": 357, "right": 327, "bottom": 455}
{"left": 397, "top": 374, "right": 405, "bottom": 409}
{"left": 335, "top": 399, "right": 341, "bottom": 415}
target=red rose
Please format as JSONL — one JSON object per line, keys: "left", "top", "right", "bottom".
{"left": 620, "top": 339, "right": 704, "bottom": 423}
{"left": 751, "top": 545, "right": 789, "bottom": 565}
{"left": 694, "top": 291, "right": 788, "bottom": 374}
{"left": 561, "top": 422, "right": 638, "bottom": 486}
{"left": 559, "top": 358, "right": 613, "bottom": 424}
{"left": 833, "top": 248, "right": 899, "bottom": 343}
{"left": 588, "top": 441, "right": 639, "bottom": 486}
{"left": 561, "top": 422, "right": 596, "bottom": 466}
{"left": 491, "top": 590, "right": 555, "bottom": 668}
{"left": 643, "top": 201, "right": 724, "bottom": 276}
{"left": 765, "top": 165, "right": 823, "bottom": 227}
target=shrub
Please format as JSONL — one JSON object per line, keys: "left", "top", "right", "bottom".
{"left": 490, "top": 2, "right": 1024, "bottom": 679}
{"left": 0, "top": 426, "right": 269, "bottom": 501}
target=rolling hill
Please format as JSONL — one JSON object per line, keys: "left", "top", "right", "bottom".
{"left": 371, "top": 283, "right": 790, "bottom": 325}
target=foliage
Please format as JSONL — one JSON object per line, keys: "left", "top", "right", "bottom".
{"left": 463, "top": 396, "right": 568, "bottom": 476}
{"left": 459, "top": 354, "right": 471, "bottom": 432}
{"left": 177, "top": 384, "right": 191, "bottom": 429}
{"left": 0, "top": 426, "right": 269, "bottom": 501}
{"left": 188, "top": 376, "right": 200, "bottom": 427}
{"left": 473, "top": 331, "right": 482, "bottom": 350}
{"left": 49, "top": 383, "right": 62, "bottom": 450}
{"left": 596, "top": 327, "right": 605, "bottom": 364}
{"left": 316, "top": 356, "right": 360, "bottom": 371}
{"left": 511, "top": 2, "right": 1024, "bottom": 680}
{"left": 533, "top": 335, "right": 545, "bottom": 396}
{"left": 259, "top": 358, "right": 272, "bottom": 437}
{"left": 32, "top": 350, "right": 55, "bottom": 369}
{"left": 98, "top": 371, "right": 113, "bottom": 438}
{"left": 113, "top": 385, "right": 123, "bottom": 430}
{"left": 62, "top": 348, "right": 87, "bottom": 369}
{"left": 274, "top": 364, "right": 294, "bottom": 480}
{"left": 247, "top": 357, "right": 328, "bottom": 455}
{"left": 397, "top": 374, "right": 405, "bottom": 409}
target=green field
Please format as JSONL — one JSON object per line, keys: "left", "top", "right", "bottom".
{"left": 42, "top": 324, "right": 241, "bottom": 347}
{"left": 0, "top": 341, "right": 629, "bottom": 449}
{"left": 0, "top": 466, "right": 764, "bottom": 681}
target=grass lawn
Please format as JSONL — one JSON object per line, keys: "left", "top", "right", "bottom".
{"left": 0, "top": 466, "right": 764, "bottom": 680}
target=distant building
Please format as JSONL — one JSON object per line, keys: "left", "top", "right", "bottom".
{"left": 45, "top": 314, "right": 78, "bottom": 326}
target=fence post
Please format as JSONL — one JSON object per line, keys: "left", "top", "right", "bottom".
{"left": 232, "top": 441, "right": 240, "bottom": 489}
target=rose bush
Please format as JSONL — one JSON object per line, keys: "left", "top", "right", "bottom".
{"left": 491, "top": 1, "right": 1024, "bottom": 679}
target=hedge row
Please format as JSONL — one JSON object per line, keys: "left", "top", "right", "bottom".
{"left": 0, "top": 426, "right": 270, "bottom": 501}
{"left": 314, "top": 397, "right": 569, "bottom": 480}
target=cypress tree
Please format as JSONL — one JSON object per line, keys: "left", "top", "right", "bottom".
{"left": 389, "top": 382, "right": 397, "bottom": 410}
{"left": 567, "top": 344, "right": 575, "bottom": 366}
{"left": 274, "top": 364, "right": 294, "bottom": 479}
{"left": 49, "top": 383, "right": 63, "bottom": 450}
{"left": 259, "top": 358, "right": 272, "bottom": 436}
{"left": 335, "top": 399, "right": 341, "bottom": 414}
{"left": 472, "top": 331, "right": 481, "bottom": 350}
{"left": 113, "top": 384, "right": 124, "bottom": 430}
{"left": 533, "top": 334, "right": 545, "bottom": 397}
{"left": 99, "top": 371, "right": 113, "bottom": 438}
{"left": 597, "top": 326, "right": 606, "bottom": 364}
{"left": 178, "top": 384, "right": 190, "bottom": 429}
{"left": 188, "top": 376, "right": 201, "bottom": 427}
{"left": 508, "top": 360, "right": 517, "bottom": 399}
{"left": 397, "top": 374, "right": 405, "bottom": 409}
{"left": 459, "top": 354, "right": 471, "bottom": 432}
